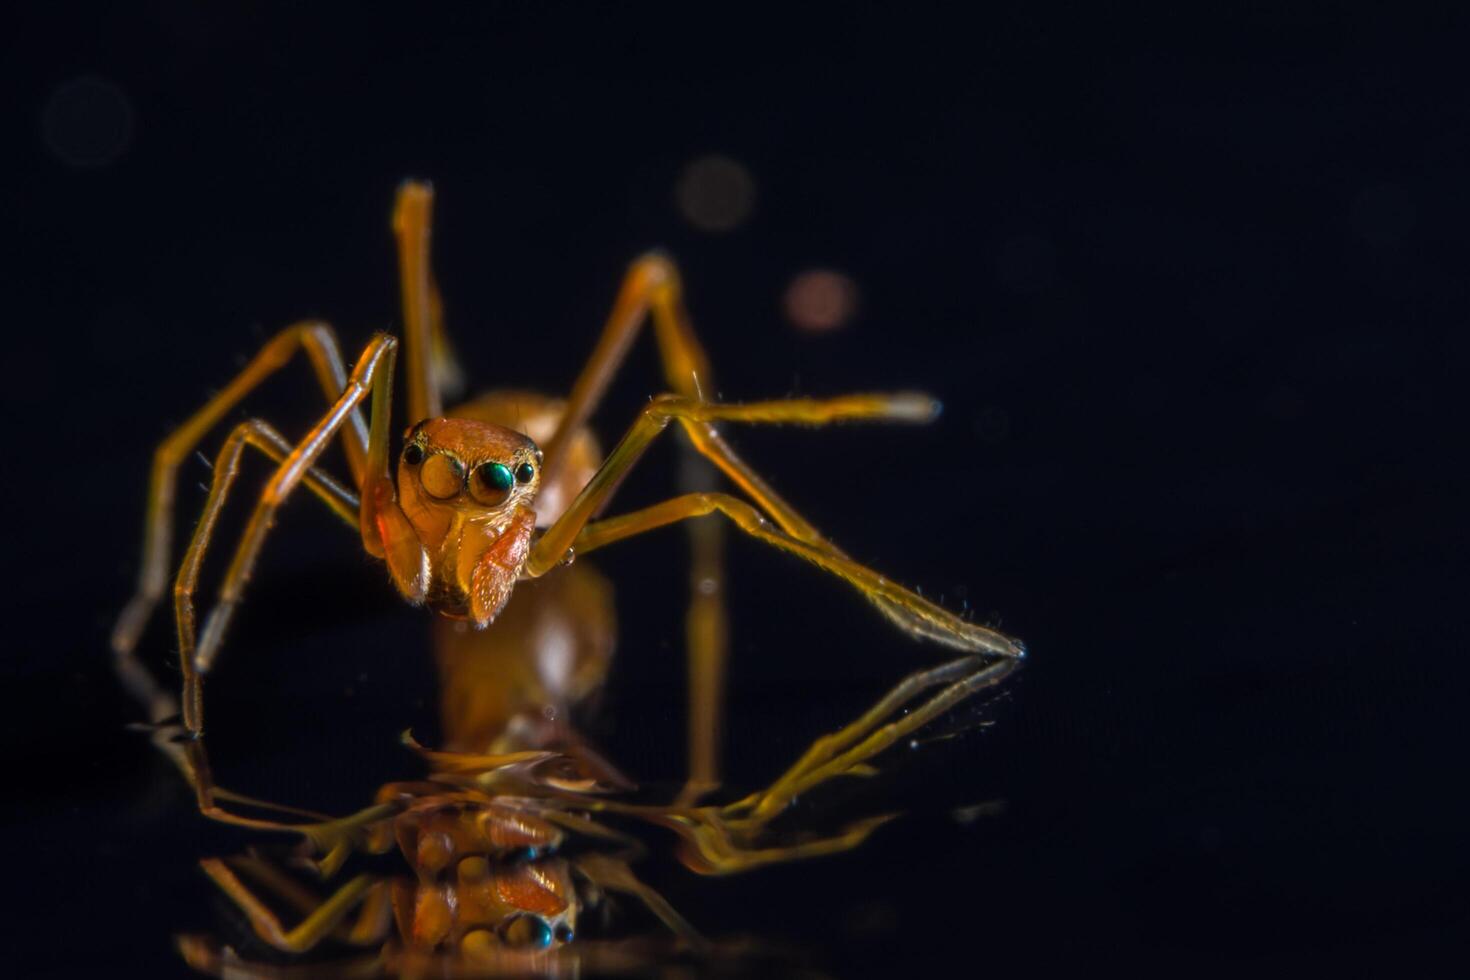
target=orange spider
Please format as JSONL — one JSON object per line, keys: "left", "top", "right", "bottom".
{"left": 111, "top": 181, "right": 1025, "bottom": 811}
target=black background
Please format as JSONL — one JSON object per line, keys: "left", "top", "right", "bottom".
{"left": 6, "top": 4, "right": 1467, "bottom": 975}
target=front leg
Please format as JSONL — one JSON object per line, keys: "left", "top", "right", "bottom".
{"left": 182, "top": 335, "right": 398, "bottom": 734}
{"left": 364, "top": 476, "right": 430, "bottom": 604}
{"left": 522, "top": 393, "right": 1020, "bottom": 658}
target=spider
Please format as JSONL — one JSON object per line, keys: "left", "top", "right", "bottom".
{"left": 111, "top": 181, "right": 1024, "bottom": 807}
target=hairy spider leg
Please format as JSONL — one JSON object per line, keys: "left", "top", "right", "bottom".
{"left": 530, "top": 251, "right": 729, "bottom": 798}
{"left": 179, "top": 334, "right": 398, "bottom": 737}
{"left": 521, "top": 252, "right": 1016, "bottom": 791}
{"left": 200, "top": 857, "right": 389, "bottom": 954}
{"left": 113, "top": 322, "right": 369, "bottom": 719}
{"left": 584, "top": 653, "right": 1015, "bottom": 875}
{"left": 728, "top": 653, "right": 1018, "bottom": 823}
{"left": 394, "top": 193, "right": 1006, "bottom": 794}
{"left": 392, "top": 181, "right": 464, "bottom": 422}
{"left": 170, "top": 421, "right": 359, "bottom": 736}
{"left": 524, "top": 394, "right": 1024, "bottom": 659}
{"left": 571, "top": 853, "right": 704, "bottom": 947}
{"left": 512, "top": 250, "right": 954, "bottom": 794}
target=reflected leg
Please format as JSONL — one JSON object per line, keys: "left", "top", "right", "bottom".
{"left": 729, "top": 654, "right": 1019, "bottom": 823}
{"left": 621, "top": 654, "right": 1016, "bottom": 876}
{"left": 572, "top": 853, "right": 703, "bottom": 948}
{"left": 200, "top": 858, "right": 383, "bottom": 954}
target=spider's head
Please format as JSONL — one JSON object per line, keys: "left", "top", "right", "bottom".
{"left": 397, "top": 418, "right": 542, "bottom": 531}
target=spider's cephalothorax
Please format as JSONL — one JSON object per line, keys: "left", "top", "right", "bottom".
{"left": 394, "top": 418, "right": 543, "bottom": 622}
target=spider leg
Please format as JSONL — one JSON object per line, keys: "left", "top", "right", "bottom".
{"left": 165, "top": 709, "right": 403, "bottom": 840}
{"left": 525, "top": 394, "right": 1021, "bottom": 659}
{"left": 200, "top": 857, "right": 385, "bottom": 954}
{"left": 669, "top": 812, "right": 898, "bottom": 876}
{"left": 572, "top": 853, "right": 704, "bottom": 948}
{"left": 614, "top": 655, "right": 1013, "bottom": 875}
{"left": 393, "top": 180, "right": 464, "bottom": 421}
{"left": 540, "top": 254, "right": 710, "bottom": 470}
{"left": 179, "top": 335, "right": 398, "bottom": 736}
{"left": 727, "top": 654, "right": 1018, "bottom": 824}
{"left": 169, "top": 420, "right": 358, "bottom": 730}
{"left": 533, "top": 255, "right": 729, "bottom": 796}
{"left": 536, "top": 255, "right": 946, "bottom": 797}
{"left": 219, "top": 851, "right": 393, "bottom": 938}
{"left": 117, "top": 420, "right": 358, "bottom": 726}
{"left": 112, "top": 322, "right": 369, "bottom": 706}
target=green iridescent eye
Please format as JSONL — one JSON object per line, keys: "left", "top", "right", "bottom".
{"left": 500, "top": 915, "right": 553, "bottom": 949}
{"left": 470, "top": 461, "right": 515, "bottom": 505}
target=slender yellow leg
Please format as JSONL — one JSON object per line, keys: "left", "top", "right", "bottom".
{"left": 603, "top": 654, "right": 1015, "bottom": 875}
{"left": 680, "top": 506, "right": 727, "bottom": 801}
{"left": 668, "top": 813, "right": 899, "bottom": 876}
{"left": 112, "top": 322, "right": 368, "bottom": 694}
{"left": 540, "top": 253, "right": 711, "bottom": 474}
{"left": 572, "top": 853, "right": 704, "bottom": 948}
{"left": 529, "top": 253, "right": 727, "bottom": 794}
{"left": 731, "top": 655, "right": 1019, "bottom": 823}
{"left": 542, "top": 251, "right": 905, "bottom": 552}
{"left": 573, "top": 491, "right": 1019, "bottom": 657}
{"left": 172, "top": 420, "right": 360, "bottom": 720}
{"left": 200, "top": 858, "right": 380, "bottom": 953}
{"left": 226, "top": 853, "right": 394, "bottom": 946}
{"left": 177, "top": 335, "right": 398, "bottom": 737}
{"left": 525, "top": 394, "right": 1021, "bottom": 659}
{"left": 144, "top": 721, "right": 334, "bottom": 831}
{"left": 539, "top": 255, "right": 949, "bottom": 795}
{"left": 152, "top": 712, "right": 399, "bottom": 835}
{"left": 531, "top": 393, "right": 942, "bottom": 573}
{"left": 176, "top": 933, "right": 384, "bottom": 978}
{"left": 393, "top": 181, "right": 462, "bottom": 421}
{"left": 116, "top": 420, "right": 358, "bottom": 726}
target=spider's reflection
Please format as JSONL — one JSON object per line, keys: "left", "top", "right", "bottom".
{"left": 166, "top": 563, "right": 1017, "bottom": 977}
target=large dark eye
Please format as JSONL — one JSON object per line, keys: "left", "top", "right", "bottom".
{"left": 500, "top": 915, "right": 553, "bottom": 949}
{"left": 420, "top": 453, "right": 464, "bottom": 500}
{"left": 402, "top": 443, "right": 424, "bottom": 466}
{"left": 470, "top": 461, "right": 515, "bottom": 505}
{"left": 515, "top": 461, "right": 535, "bottom": 484}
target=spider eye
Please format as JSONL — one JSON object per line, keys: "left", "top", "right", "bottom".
{"left": 515, "top": 462, "right": 535, "bottom": 484}
{"left": 402, "top": 443, "right": 424, "bottom": 466}
{"left": 420, "top": 453, "right": 465, "bottom": 500}
{"left": 470, "top": 461, "right": 515, "bottom": 505}
{"left": 499, "top": 915, "right": 553, "bottom": 949}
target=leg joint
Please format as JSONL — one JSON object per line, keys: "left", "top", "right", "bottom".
{"left": 629, "top": 251, "right": 678, "bottom": 290}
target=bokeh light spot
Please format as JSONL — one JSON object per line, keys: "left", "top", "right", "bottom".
{"left": 42, "top": 75, "right": 134, "bottom": 169}
{"left": 675, "top": 154, "right": 756, "bottom": 232}
{"left": 783, "top": 268, "right": 859, "bottom": 333}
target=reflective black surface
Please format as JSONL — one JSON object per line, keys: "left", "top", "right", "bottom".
{"left": 7, "top": 5, "right": 1467, "bottom": 975}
